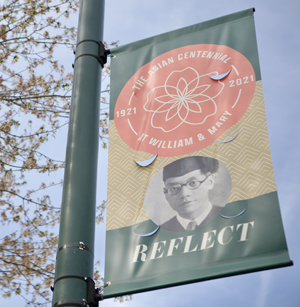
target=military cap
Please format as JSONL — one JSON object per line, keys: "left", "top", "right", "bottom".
{"left": 163, "top": 156, "right": 219, "bottom": 181}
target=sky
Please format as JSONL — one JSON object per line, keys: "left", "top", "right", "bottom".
{"left": 2, "top": 0, "right": 300, "bottom": 306}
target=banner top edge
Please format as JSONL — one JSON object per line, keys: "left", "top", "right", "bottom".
{"left": 109, "top": 8, "right": 254, "bottom": 56}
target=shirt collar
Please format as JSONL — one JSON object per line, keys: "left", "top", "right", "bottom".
{"left": 176, "top": 202, "right": 213, "bottom": 230}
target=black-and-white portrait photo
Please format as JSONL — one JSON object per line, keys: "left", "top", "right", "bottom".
{"left": 144, "top": 156, "right": 232, "bottom": 232}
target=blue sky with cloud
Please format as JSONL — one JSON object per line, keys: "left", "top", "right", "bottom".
{"left": 1, "top": 0, "right": 299, "bottom": 306}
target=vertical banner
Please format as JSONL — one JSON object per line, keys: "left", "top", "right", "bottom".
{"left": 104, "top": 9, "right": 292, "bottom": 298}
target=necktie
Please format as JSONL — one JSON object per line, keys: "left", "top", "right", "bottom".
{"left": 186, "top": 221, "right": 197, "bottom": 231}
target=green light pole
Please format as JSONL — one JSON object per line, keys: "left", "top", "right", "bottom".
{"left": 52, "top": 0, "right": 106, "bottom": 306}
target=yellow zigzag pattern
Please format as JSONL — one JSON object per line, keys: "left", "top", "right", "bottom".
{"left": 106, "top": 81, "right": 276, "bottom": 230}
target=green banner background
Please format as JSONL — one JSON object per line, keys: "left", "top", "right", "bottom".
{"left": 104, "top": 192, "right": 291, "bottom": 298}
{"left": 104, "top": 8, "right": 291, "bottom": 298}
{"left": 109, "top": 8, "right": 260, "bottom": 119}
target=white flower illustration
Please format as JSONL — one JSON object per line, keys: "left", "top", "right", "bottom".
{"left": 143, "top": 67, "right": 224, "bottom": 132}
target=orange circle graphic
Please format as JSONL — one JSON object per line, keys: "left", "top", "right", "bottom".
{"left": 114, "top": 44, "right": 256, "bottom": 157}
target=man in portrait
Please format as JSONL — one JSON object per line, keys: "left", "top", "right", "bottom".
{"left": 161, "top": 156, "right": 221, "bottom": 232}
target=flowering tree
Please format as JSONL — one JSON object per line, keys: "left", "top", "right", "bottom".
{"left": 0, "top": 0, "right": 113, "bottom": 305}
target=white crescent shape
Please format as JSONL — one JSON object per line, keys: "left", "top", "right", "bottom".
{"left": 135, "top": 154, "right": 158, "bottom": 167}
{"left": 219, "top": 204, "right": 247, "bottom": 219}
{"left": 214, "top": 132, "right": 238, "bottom": 144}
{"left": 133, "top": 225, "right": 160, "bottom": 237}
{"left": 209, "top": 68, "right": 232, "bottom": 81}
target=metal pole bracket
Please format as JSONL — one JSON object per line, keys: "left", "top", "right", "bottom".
{"left": 52, "top": 276, "right": 104, "bottom": 307}
{"left": 56, "top": 241, "right": 94, "bottom": 258}
{"left": 74, "top": 40, "right": 110, "bottom": 68}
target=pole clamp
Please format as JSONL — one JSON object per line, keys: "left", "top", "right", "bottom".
{"left": 74, "top": 40, "right": 110, "bottom": 68}
{"left": 52, "top": 276, "right": 105, "bottom": 307}
{"left": 53, "top": 299, "right": 89, "bottom": 307}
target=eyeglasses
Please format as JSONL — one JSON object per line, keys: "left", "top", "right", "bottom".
{"left": 163, "top": 175, "right": 210, "bottom": 195}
